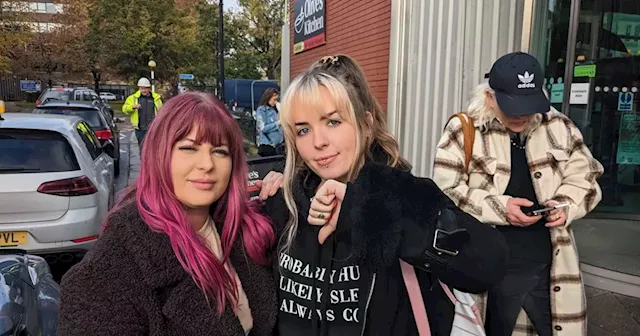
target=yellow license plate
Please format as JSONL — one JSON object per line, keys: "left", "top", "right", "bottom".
{"left": 0, "top": 232, "right": 27, "bottom": 247}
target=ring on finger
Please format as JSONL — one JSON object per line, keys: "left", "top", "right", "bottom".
{"left": 317, "top": 213, "right": 325, "bottom": 220}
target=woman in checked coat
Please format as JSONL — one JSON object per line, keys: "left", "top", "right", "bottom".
{"left": 433, "top": 52, "right": 604, "bottom": 335}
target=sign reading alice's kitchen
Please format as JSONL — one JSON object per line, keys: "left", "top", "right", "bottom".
{"left": 293, "top": 0, "right": 326, "bottom": 54}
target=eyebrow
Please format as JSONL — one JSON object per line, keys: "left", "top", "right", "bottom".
{"left": 294, "top": 110, "right": 339, "bottom": 126}
{"left": 180, "top": 138, "right": 228, "bottom": 147}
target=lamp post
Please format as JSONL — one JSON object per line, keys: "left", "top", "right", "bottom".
{"left": 217, "top": 0, "right": 224, "bottom": 102}
{"left": 148, "top": 60, "right": 157, "bottom": 93}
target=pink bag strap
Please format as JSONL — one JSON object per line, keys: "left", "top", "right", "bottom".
{"left": 399, "top": 260, "right": 431, "bottom": 336}
{"left": 439, "top": 280, "right": 457, "bottom": 303}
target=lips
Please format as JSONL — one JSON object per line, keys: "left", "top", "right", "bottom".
{"left": 189, "top": 179, "right": 215, "bottom": 190}
{"left": 315, "top": 154, "right": 338, "bottom": 166}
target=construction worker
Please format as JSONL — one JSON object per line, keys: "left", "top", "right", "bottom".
{"left": 123, "top": 77, "right": 163, "bottom": 152}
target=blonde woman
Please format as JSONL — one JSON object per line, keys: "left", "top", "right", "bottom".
{"left": 433, "top": 52, "right": 604, "bottom": 335}
{"left": 261, "top": 55, "right": 508, "bottom": 336}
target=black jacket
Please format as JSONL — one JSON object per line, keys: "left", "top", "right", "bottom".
{"left": 264, "top": 161, "right": 508, "bottom": 336}
{"left": 58, "top": 202, "right": 278, "bottom": 336}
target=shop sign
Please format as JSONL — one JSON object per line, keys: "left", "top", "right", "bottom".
{"left": 574, "top": 64, "right": 596, "bottom": 78}
{"left": 247, "top": 155, "right": 284, "bottom": 200}
{"left": 293, "top": 0, "right": 326, "bottom": 54}
{"left": 617, "top": 113, "right": 640, "bottom": 164}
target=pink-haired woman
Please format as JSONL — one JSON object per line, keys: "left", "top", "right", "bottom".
{"left": 58, "top": 92, "right": 277, "bottom": 336}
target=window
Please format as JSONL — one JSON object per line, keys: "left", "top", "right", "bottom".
{"left": 34, "top": 107, "right": 105, "bottom": 129}
{"left": 76, "top": 122, "right": 101, "bottom": 160}
{"left": 0, "top": 129, "right": 80, "bottom": 173}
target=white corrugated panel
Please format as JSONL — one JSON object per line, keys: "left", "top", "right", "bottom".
{"left": 387, "top": 0, "right": 525, "bottom": 178}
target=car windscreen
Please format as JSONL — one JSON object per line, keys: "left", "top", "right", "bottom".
{"left": 34, "top": 107, "right": 105, "bottom": 129}
{"left": 0, "top": 129, "right": 80, "bottom": 174}
{"left": 39, "top": 90, "right": 73, "bottom": 103}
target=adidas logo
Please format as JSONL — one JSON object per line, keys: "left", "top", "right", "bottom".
{"left": 517, "top": 71, "right": 536, "bottom": 89}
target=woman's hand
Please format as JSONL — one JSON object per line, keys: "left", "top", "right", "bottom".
{"left": 255, "top": 171, "right": 284, "bottom": 200}
{"left": 308, "top": 179, "right": 347, "bottom": 244}
{"left": 506, "top": 198, "right": 542, "bottom": 226}
{"left": 545, "top": 200, "right": 567, "bottom": 227}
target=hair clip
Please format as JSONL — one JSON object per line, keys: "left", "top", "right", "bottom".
{"left": 320, "top": 56, "right": 334, "bottom": 64}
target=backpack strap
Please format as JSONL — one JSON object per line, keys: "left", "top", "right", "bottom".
{"left": 446, "top": 112, "right": 475, "bottom": 172}
{"left": 400, "top": 260, "right": 431, "bottom": 336}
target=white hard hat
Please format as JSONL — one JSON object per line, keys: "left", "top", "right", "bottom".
{"left": 137, "top": 77, "right": 151, "bottom": 87}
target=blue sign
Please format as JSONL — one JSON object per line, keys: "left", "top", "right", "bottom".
{"left": 619, "top": 92, "right": 634, "bottom": 111}
{"left": 179, "top": 74, "right": 194, "bottom": 80}
{"left": 20, "top": 80, "right": 40, "bottom": 92}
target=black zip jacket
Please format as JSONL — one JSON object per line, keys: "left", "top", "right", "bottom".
{"left": 263, "top": 158, "right": 508, "bottom": 336}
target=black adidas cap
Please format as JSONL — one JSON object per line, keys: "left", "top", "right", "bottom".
{"left": 488, "top": 52, "right": 550, "bottom": 116}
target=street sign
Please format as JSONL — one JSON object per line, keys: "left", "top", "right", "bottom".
{"left": 619, "top": 92, "right": 634, "bottom": 111}
{"left": 19, "top": 80, "right": 41, "bottom": 92}
{"left": 179, "top": 74, "right": 194, "bottom": 80}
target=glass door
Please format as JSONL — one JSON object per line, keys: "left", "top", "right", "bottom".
{"left": 564, "top": 0, "right": 640, "bottom": 216}
{"left": 535, "top": 0, "right": 640, "bottom": 279}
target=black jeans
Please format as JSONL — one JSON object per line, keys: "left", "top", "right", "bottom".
{"left": 485, "top": 259, "right": 552, "bottom": 336}
{"left": 135, "top": 129, "right": 148, "bottom": 154}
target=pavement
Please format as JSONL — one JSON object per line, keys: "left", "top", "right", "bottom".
{"left": 586, "top": 286, "right": 640, "bottom": 335}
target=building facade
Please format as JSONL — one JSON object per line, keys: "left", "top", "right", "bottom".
{"left": 1, "top": 0, "right": 64, "bottom": 32}
{"left": 284, "top": 0, "right": 640, "bottom": 298}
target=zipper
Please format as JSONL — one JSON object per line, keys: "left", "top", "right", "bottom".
{"left": 360, "top": 273, "right": 377, "bottom": 336}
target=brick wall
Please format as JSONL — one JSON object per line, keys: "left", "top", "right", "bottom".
{"left": 290, "top": 0, "right": 392, "bottom": 112}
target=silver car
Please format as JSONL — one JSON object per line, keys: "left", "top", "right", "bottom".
{"left": 0, "top": 113, "right": 114, "bottom": 255}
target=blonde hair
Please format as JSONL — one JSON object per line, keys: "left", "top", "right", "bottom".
{"left": 466, "top": 82, "right": 497, "bottom": 132}
{"left": 278, "top": 55, "right": 409, "bottom": 253}
{"left": 466, "top": 82, "right": 541, "bottom": 133}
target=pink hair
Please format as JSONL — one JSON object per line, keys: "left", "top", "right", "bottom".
{"left": 109, "top": 92, "right": 274, "bottom": 314}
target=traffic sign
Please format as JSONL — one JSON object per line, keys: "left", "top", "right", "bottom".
{"left": 618, "top": 92, "right": 634, "bottom": 111}
{"left": 179, "top": 74, "right": 194, "bottom": 80}
{"left": 20, "top": 80, "right": 41, "bottom": 92}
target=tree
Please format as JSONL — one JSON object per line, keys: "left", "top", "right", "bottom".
{"left": 0, "top": 1, "right": 35, "bottom": 73}
{"left": 84, "top": 0, "right": 200, "bottom": 88}
{"left": 236, "top": 0, "right": 286, "bottom": 79}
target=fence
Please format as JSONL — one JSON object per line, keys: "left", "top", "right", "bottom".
{"left": 0, "top": 76, "right": 41, "bottom": 101}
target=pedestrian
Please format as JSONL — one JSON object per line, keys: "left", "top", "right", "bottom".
{"left": 58, "top": 92, "right": 277, "bottom": 336}
{"left": 259, "top": 54, "right": 508, "bottom": 335}
{"left": 122, "top": 77, "right": 163, "bottom": 153}
{"left": 255, "top": 88, "right": 284, "bottom": 156}
{"left": 432, "top": 52, "right": 604, "bottom": 335}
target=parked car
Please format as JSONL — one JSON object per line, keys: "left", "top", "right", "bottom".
{"left": 0, "top": 113, "right": 114, "bottom": 256}
{"left": 33, "top": 101, "right": 121, "bottom": 177}
{"left": 0, "top": 251, "right": 60, "bottom": 336}
{"left": 99, "top": 92, "right": 117, "bottom": 101}
{"left": 36, "top": 87, "right": 114, "bottom": 118}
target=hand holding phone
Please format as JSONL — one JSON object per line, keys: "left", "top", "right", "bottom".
{"left": 526, "top": 202, "right": 570, "bottom": 216}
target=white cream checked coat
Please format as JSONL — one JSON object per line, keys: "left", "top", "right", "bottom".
{"left": 433, "top": 109, "right": 604, "bottom": 336}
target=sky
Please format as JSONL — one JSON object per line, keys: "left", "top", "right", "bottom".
{"left": 223, "top": 0, "right": 240, "bottom": 12}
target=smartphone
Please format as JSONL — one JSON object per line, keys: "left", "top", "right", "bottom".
{"left": 526, "top": 202, "right": 570, "bottom": 216}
